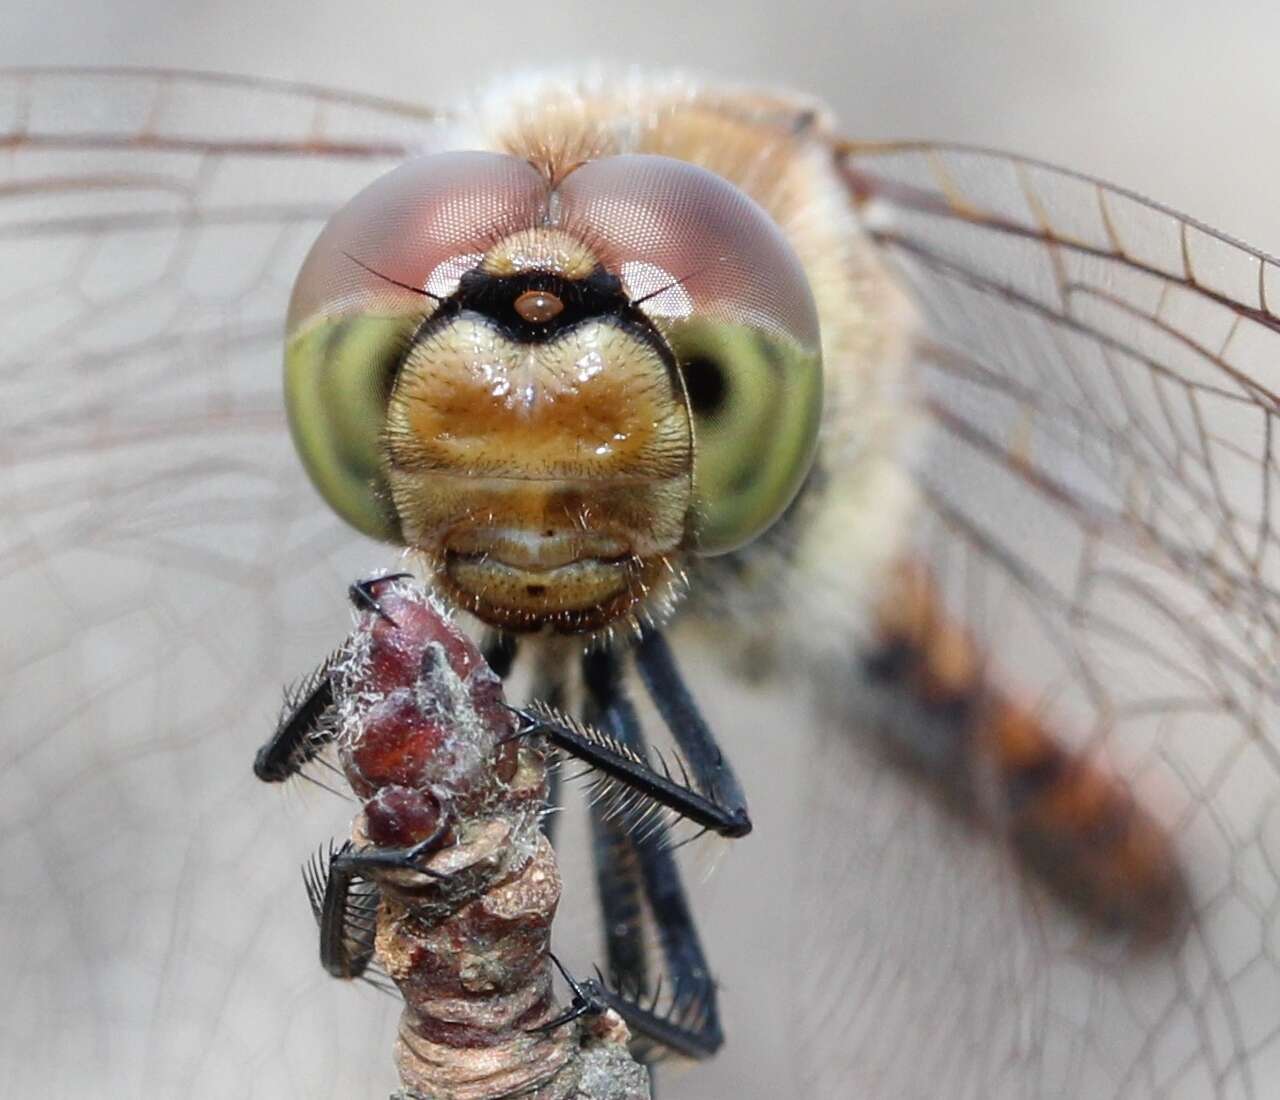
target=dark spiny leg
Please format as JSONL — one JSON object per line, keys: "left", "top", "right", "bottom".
{"left": 254, "top": 651, "right": 339, "bottom": 783}
{"left": 588, "top": 815, "right": 648, "bottom": 995}
{"left": 256, "top": 572, "right": 416, "bottom": 784}
{"left": 583, "top": 662, "right": 651, "bottom": 1001}
{"left": 635, "top": 629, "right": 751, "bottom": 836}
{"left": 483, "top": 633, "right": 518, "bottom": 680}
{"left": 582, "top": 648, "right": 724, "bottom": 1060}
{"left": 309, "top": 816, "right": 451, "bottom": 979}
{"left": 347, "top": 571, "right": 413, "bottom": 623}
{"left": 511, "top": 703, "right": 747, "bottom": 838}
{"left": 303, "top": 842, "right": 379, "bottom": 979}
{"left": 528, "top": 953, "right": 611, "bottom": 1034}
{"left": 335, "top": 816, "right": 451, "bottom": 878}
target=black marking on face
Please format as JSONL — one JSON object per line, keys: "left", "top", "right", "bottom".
{"left": 401, "top": 265, "right": 681, "bottom": 394}
{"left": 413, "top": 267, "right": 662, "bottom": 345}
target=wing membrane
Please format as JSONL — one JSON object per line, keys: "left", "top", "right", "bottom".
{"left": 789, "top": 141, "right": 1280, "bottom": 1097}
{"left": 0, "top": 70, "right": 444, "bottom": 1099}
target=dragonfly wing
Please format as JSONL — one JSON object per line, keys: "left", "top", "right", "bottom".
{"left": 0, "top": 69, "right": 447, "bottom": 1098}
{"left": 785, "top": 142, "right": 1280, "bottom": 1098}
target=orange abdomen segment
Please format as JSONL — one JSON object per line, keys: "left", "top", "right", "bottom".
{"left": 979, "top": 699, "right": 1185, "bottom": 942}
{"left": 869, "top": 562, "right": 1187, "bottom": 943}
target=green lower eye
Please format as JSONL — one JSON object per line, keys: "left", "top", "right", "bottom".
{"left": 666, "top": 318, "right": 822, "bottom": 555}
{"left": 285, "top": 314, "right": 420, "bottom": 542}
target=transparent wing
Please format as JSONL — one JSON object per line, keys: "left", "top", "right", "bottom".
{"left": 788, "top": 142, "right": 1280, "bottom": 1098}
{"left": 0, "top": 69, "right": 444, "bottom": 1098}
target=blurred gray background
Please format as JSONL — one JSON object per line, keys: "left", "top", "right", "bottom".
{"left": 6, "top": 4, "right": 1280, "bottom": 1099}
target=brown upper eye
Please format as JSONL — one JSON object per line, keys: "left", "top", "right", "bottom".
{"left": 514, "top": 289, "right": 564, "bottom": 323}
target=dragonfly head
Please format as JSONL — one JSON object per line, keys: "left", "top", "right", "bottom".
{"left": 285, "top": 152, "right": 822, "bottom": 633}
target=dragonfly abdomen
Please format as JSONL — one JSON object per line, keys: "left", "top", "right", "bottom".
{"left": 863, "top": 561, "right": 1188, "bottom": 943}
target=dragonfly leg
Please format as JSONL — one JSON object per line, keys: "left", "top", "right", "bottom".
{"left": 511, "top": 698, "right": 748, "bottom": 839}
{"left": 527, "top": 953, "right": 612, "bottom": 1034}
{"left": 634, "top": 630, "right": 752, "bottom": 837}
{"left": 305, "top": 841, "right": 378, "bottom": 979}
{"left": 580, "top": 648, "right": 724, "bottom": 1061}
{"left": 347, "top": 571, "right": 413, "bottom": 624}
{"left": 257, "top": 572, "right": 415, "bottom": 784}
{"left": 581, "top": 655, "right": 651, "bottom": 1004}
{"left": 334, "top": 815, "right": 452, "bottom": 879}
{"left": 253, "top": 651, "right": 337, "bottom": 782}
{"left": 482, "top": 632, "right": 519, "bottom": 679}
{"left": 308, "top": 817, "right": 451, "bottom": 980}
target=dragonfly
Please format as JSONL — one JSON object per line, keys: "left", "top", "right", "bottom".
{"left": 3, "top": 67, "right": 1278, "bottom": 1100}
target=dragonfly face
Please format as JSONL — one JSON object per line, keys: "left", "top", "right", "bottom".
{"left": 5, "top": 68, "right": 1280, "bottom": 1100}
{"left": 284, "top": 150, "right": 822, "bottom": 632}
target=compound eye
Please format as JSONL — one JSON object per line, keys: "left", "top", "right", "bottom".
{"left": 283, "top": 152, "right": 549, "bottom": 541}
{"left": 666, "top": 317, "right": 821, "bottom": 554}
{"left": 556, "top": 156, "right": 823, "bottom": 555}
